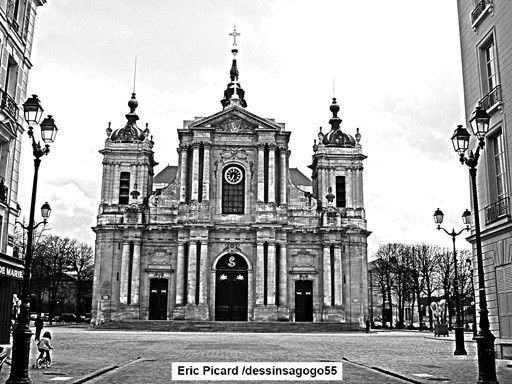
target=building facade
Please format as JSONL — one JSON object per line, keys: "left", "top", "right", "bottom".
{"left": 0, "top": 0, "right": 46, "bottom": 344}
{"left": 457, "top": 0, "right": 512, "bottom": 358}
{"left": 91, "top": 34, "right": 370, "bottom": 325}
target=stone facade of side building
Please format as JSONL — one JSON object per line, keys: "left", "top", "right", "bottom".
{"left": 91, "top": 36, "right": 370, "bottom": 325}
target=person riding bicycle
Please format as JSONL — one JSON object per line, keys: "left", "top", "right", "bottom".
{"left": 37, "top": 331, "right": 53, "bottom": 363}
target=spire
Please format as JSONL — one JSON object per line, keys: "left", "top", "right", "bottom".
{"left": 221, "top": 24, "right": 247, "bottom": 109}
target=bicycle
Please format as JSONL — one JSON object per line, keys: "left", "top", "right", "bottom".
{"left": 35, "top": 354, "right": 52, "bottom": 369}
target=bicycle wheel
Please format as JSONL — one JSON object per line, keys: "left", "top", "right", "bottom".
{"left": 36, "top": 357, "right": 44, "bottom": 369}
{"left": 46, "top": 358, "right": 52, "bottom": 368}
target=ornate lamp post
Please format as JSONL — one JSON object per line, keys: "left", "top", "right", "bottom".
{"left": 7, "top": 95, "right": 57, "bottom": 384}
{"left": 451, "top": 106, "right": 498, "bottom": 383}
{"left": 433, "top": 208, "right": 471, "bottom": 355}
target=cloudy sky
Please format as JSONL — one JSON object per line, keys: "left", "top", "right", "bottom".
{"left": 19, "top": 0, "right": 470, "bottom": 257}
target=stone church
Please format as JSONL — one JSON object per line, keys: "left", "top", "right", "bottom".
{"left": 91, "top": 30, "right": 370, "bottom": 325}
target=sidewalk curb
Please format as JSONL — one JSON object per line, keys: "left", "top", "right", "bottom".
{"left": 70, "top": 357, "right": 142, "bottom": 384}
{"left": 70, "top": 365, "right": 118, "bottom": 384}
{"left": 342, "top": 357, "right": 423, "bottom": 384}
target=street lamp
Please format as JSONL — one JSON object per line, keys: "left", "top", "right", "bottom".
{"left": 433, "top": 208, "right": 470, "bottom": 355}
{"left": 7, "top": 95, "right": 57, "bottom": 384}
{"left": 451, "top": 106, "right": 498, "bottom": 383}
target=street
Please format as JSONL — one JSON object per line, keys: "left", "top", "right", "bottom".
{"left": 1, "top": 326, "right": 512, "bottom": 383}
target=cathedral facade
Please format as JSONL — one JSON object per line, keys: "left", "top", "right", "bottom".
{"left": 91, "top": 34, "right": 370, "bottom": 325}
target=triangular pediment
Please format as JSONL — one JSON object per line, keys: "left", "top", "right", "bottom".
{"left": 187, "top": 105, "right": 282, "bottom": 132}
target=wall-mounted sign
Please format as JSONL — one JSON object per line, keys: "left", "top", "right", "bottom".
{"left": 0, "top": 260, "right": 23, "bottom": 280}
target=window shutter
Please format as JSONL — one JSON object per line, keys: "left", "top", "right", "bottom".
{"left": 0, "top": 46, "right": 9, "bottom": 90}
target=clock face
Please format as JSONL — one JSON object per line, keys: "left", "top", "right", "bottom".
{"left": 224, "top": 166, "right": 242, "bottom": 184}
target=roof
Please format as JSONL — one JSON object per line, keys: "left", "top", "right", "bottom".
{"left": 290, "top": 168, "right": 312, "bottom": 186}
{"left": 154, "top": 165, "right": 178, "bottom": 184}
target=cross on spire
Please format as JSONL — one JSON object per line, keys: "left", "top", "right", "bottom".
{"left": 229, "top": 24, "right": 240, "bottom": 46}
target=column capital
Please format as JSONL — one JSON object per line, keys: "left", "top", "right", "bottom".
{"left": 268, "top": 143, "right": 277, "bottom": 150}
{"left": 179, "top": 144, "right": 189, "bottom": 152}
{"left": 191, "top": 140, "right": 201, "bottom": 149}
{"left": 256, "top": 143, "right": 266, "bottom": 150}
{"left": 203, "top": 141, "right": 212, "bottom": 149}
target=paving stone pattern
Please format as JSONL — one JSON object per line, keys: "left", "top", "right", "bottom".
{"left": 1, "top": 326, "right": 512, "bottom": 383}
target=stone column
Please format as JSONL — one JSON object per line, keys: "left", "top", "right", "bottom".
{"left": 191, "top": 141, "right": 200, "bottom": 201}
{"left": 120, "top": 241, "right": 130, "bottom": 304}
{"left": 256, "top": 243, "right": 265, "bottom": 305}
{"left": 198, "top": 241, "right": 209, "bottom": 304}
{"left": 187, "top": 241, "right": 198, "bottom": 304}
{"left": 257, "top": 143, "right": 265, "bottom": 202}
{"left": 268, "top": 144, "right": 276, "bottom": 203}
{"left": 279, "top": 147, "right": 287, "bottom": 205}
{"left": 179, "top": 144, "right": 188, "bottom": 202}
{"left": 278, "top": 243, "right": 288, "bottom": 306}
{"left": 334, "top": 245, "right": 342, "bottom": 306}
{"left": 267, "top": 243, "right": 276, "bottom": 305}
{"left": 175, "top": 243, "right": 186, "bottom": 305}
{"left": 202, "top": 142, "right": 211, "bottom": 202}
{"left": 130, "top": 241, "right": 141, "bottom": 304}
{"left": 323, "top": 245, "right": 332, "bottom": 307}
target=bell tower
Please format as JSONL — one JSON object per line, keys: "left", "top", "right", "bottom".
{"left": 98, "top": 93, "right": 157, "bottom": 214}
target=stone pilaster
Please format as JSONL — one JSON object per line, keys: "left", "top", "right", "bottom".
{"left": 356, "top": 166, "right": 364, "bottom": 208}
{"left": 257, "top": 143, "right": 265, "bottom": 202}
{"left": 191, "top": 141, "right": 200, "bottom": 202}
{"left": 346, "top": 167, "right": 353, "bottom": 209}
{"left": 187, "top": 241, "right": 198, "bottom": 304}
{"left": 268, "top": 143, "right": 276, "bottom": 203}
{"left": 198, "top": 242, "right": 209, "bottom": 304}
{"left": 267, "top": 243, "right": 276, "bottom": 305}
{"left": 278, "top": 243, "right": 287, "bottom": 306}
{"left": 334, "top": 245, "right": 342, "bottom": 306}
{"left": 322, "top": 245, "right": 331, "bottom": 307}
{"left": 202, "top": 142, "right": 211, "bottom": 202}
{"left": 256, "top": 243, "right": 265, "bottom": 305}
{"left": 120, "top": 241, "right": 130, "bottom": 304}
{"left": 179, "top": 144, "right": 188, "bottom": 202}
{"left": 130, "top": 241, "right": 141, "bottom": 304}
{"left": 175, "top": 242, "right": 186, "bottom": 305}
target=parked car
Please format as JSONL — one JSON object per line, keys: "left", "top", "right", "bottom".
{"left": 59, "top": 313, "right": 77, "bottom": 322}
{"left": 41, "top": 313, "right": 49, "bottom": 321}
{"left": 79, "top": 313, "right": 92, "bottom": 323}
{"left": 29, "top": 313, "right": 37, "bottom": 321}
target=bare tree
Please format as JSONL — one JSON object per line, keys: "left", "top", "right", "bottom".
{"left": 416, "top": 244, "right": 441, "bottom": 330}
{"left": 67, "top": 240, "right": 94, "bottom": 318}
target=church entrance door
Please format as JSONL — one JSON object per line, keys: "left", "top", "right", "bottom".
{"left": 295, "top": 280, "right": 313, "bottom": 322}
{"left": 148, "top": 279, "right": 168, "bottom": 320}
{"left": 215, "top": 254, "right": 248, "bottom": 321}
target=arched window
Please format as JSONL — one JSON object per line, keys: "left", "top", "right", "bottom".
{"left": 222, "top": 165, "right": 245, "bottom": 214}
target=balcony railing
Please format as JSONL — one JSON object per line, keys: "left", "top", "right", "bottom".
{"left": 485, "top": 196, "right": 510, "bottom": 225}
{"left": 0, "top": 89, "right": 19, "bottom": 122}
{"left": 471, "top": 0, "right": 493, "bottom": 25}
{"left": 479, "top": 85, "right": 502, "bottom": 112}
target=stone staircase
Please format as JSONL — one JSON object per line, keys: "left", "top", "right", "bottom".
{"left": 94, "top": 320, "right": 363, "bottom": 333}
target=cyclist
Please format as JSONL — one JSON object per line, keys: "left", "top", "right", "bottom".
{"left": 37, "top": 331, "right": 53, "bottom": 364}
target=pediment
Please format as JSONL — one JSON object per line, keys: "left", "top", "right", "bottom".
{"left": 187, "top": 106, "right": 282, "bottom": 132}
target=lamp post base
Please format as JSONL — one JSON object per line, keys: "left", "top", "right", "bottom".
{"left": 454, "top": 326, "right": 467, "bottom": 355}
{"left": 6, "top": 327, "right": 33, "bottom": 384}
{"left": 475, "top": 332, "right": 498, "bottom": 384}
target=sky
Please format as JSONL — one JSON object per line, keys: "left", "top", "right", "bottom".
{"left": 18, "top": 0, "right": 471, "bottom": 258}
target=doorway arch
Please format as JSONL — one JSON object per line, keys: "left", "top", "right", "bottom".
{"left": 215, "top": 254, "right": 248, "bottom": 321}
